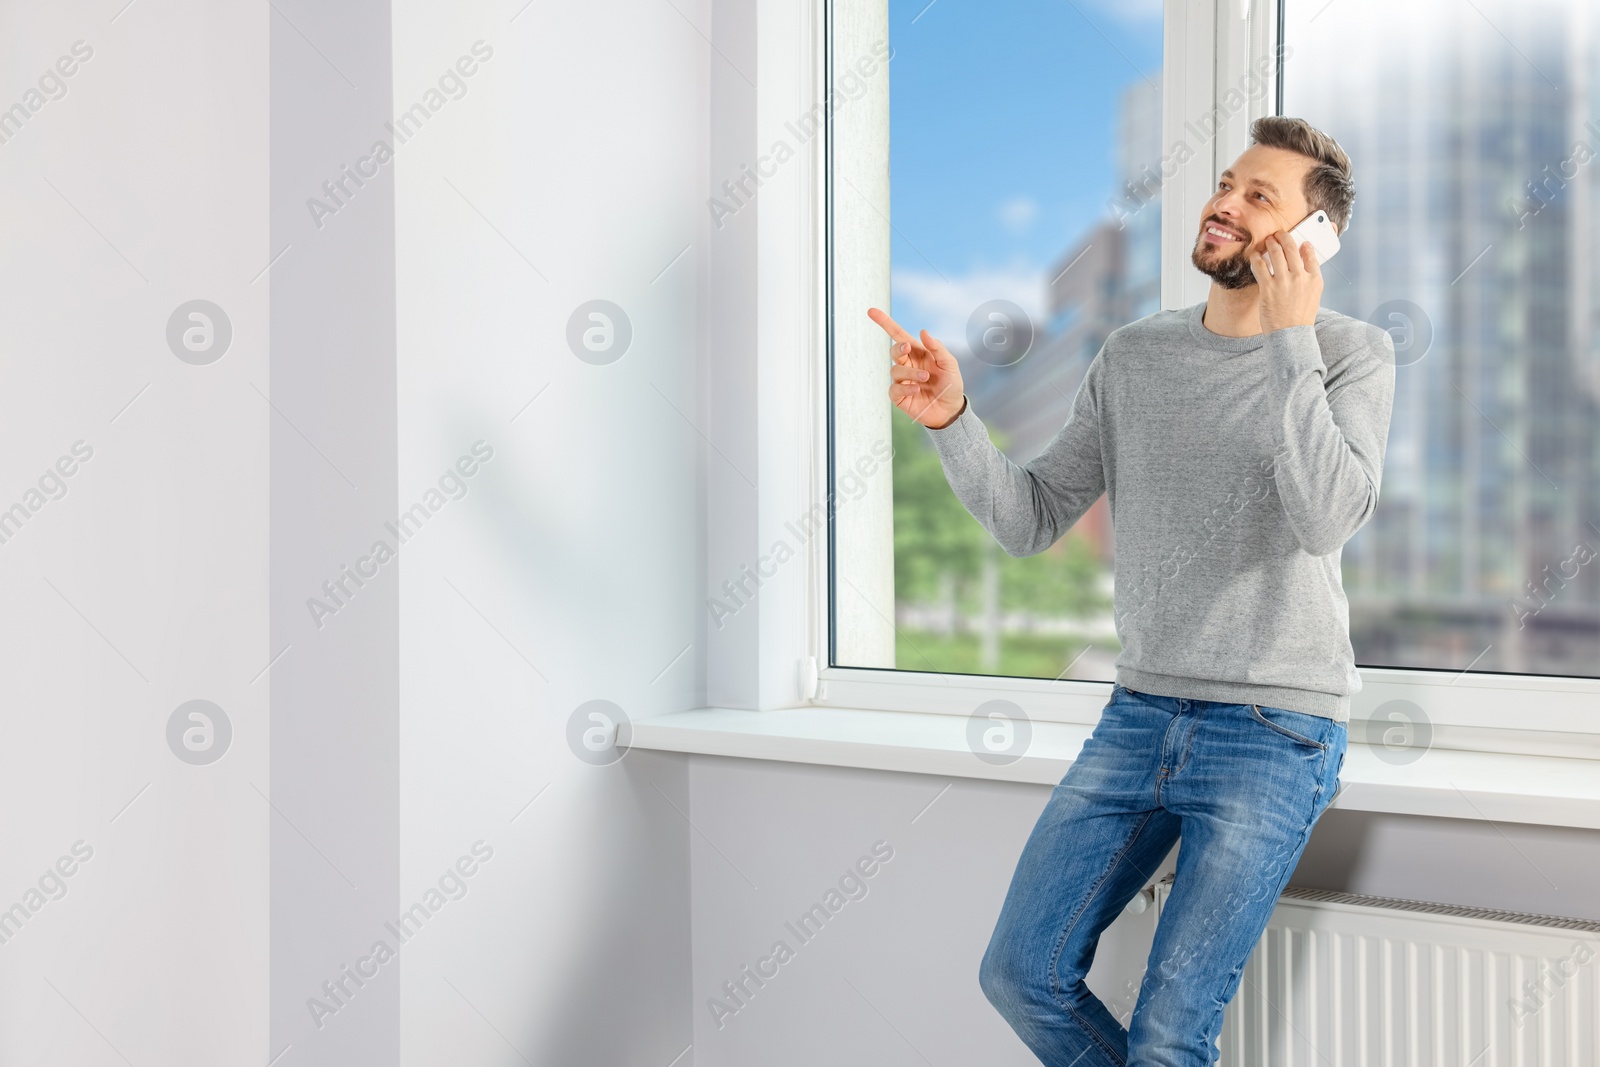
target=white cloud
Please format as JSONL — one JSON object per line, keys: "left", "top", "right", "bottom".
{"left": 889, "top": 265, "right": 1049, "bottom": 358}
{"left": 998, "top": 195, "right": 1039, "bottom": 234}
{"left": 1083, "top": 0, "right": 1162, "bottom": 24}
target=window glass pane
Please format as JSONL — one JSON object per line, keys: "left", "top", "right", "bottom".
{"left": 834, "top": 0, "right": 1162, "bottom": 680}
{"left": 1285, "top": 0, "right": 1600, "bottom": 676}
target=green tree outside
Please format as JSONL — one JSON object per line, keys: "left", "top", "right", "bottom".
{"left": 887, "top": 406, "right": 1114, "bottom": 678}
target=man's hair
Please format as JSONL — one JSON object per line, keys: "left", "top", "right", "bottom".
{"left": 1249, "top": 116, "right": 1355, "bottom": 234}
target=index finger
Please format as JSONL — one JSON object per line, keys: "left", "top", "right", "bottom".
{"left": 867, "top": 306, "right": 917, "bottom": 346}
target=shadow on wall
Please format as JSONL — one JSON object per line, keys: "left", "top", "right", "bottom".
{"left": 514, "top": 751, "right": 692, "bottom": 1063}
{"left": 1289, "top": 809, "right": 1600, "bottom": 922}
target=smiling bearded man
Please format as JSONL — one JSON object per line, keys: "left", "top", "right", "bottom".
{"left": 867, "top": 115, "right": 1396, "bottom": 1066}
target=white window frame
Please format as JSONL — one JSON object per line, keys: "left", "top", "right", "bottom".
{"left": 743, "top": 0, "right": 1600, "bottom": 763}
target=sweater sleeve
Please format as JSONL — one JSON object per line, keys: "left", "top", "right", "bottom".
{"left": 923, "top": 351, "right": 1107, "bottom": 557}
{"left": 1261, "top": 323, "right": 1396, "bottom": 556}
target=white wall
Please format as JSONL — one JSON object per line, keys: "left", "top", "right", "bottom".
{"left": 391, "top": 0, "right": 703, "bottom": 1062}
{"left": 0, "top": 1, "right": 268, "bottom": 1063}
{"left": 687, "top": 756, "right": 1167, "bottom": 1066}
{"left": 268, "top": 0, "right": 402, "bottom": 1061}
{"left": 0, "top": 0, "right": 707, "bottom": 1060}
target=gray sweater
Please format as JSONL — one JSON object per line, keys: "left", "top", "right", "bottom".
{"left": 925, "top": 300, "right": 1396, "bottom": 721}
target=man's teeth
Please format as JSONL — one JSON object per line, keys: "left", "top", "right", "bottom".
{"left": 1206, "top": 226, "right": 1241, "bottom": 240}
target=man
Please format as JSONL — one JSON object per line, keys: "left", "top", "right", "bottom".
{"left": 867, "top": 116, "right": 1395, "bottom": 1065}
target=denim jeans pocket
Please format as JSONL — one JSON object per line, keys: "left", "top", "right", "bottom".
{"left": 1250, "top": 703, "right": 1330, "bottom": 751}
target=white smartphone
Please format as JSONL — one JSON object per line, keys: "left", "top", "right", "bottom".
{"left": 1265, "top": 209, "right": 1340, "bottom": 275}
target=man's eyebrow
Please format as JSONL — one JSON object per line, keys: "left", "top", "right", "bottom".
{"left": 1218, "top": 169, "right": 1282, "bottom": 198}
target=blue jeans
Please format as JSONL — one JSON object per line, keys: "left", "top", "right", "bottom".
{"left": 979, "top": 684, "right": 1347, "bottom": 1066}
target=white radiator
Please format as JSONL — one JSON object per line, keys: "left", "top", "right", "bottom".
{"left": 1150, "top": 879, "right": 1600, "bottom": 1066}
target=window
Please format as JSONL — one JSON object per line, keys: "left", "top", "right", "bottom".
{"left": 820, "top": 0, "right": 1599, "bottom": 742}
{"left": 1284, "top": 0, "right": 1600, "bottom": 679}
{"left": 830, "top": 0, "right": 1165, "bottom": 683}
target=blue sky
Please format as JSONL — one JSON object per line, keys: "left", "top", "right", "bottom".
{"left": 885, "top": 0, "right": 1161, "bottom": 341}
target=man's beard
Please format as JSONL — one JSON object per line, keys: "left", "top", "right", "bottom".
{"left": 1191, "top": 234, "right": 1256, "bottom": 290}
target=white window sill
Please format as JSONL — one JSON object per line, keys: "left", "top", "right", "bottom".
{"left": 628, "top": 706, "right": 1600, "bottom": 831}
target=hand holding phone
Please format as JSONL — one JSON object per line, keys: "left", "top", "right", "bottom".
{"left": 1265, "top": 209, "right": 1340, "bottom": 275}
